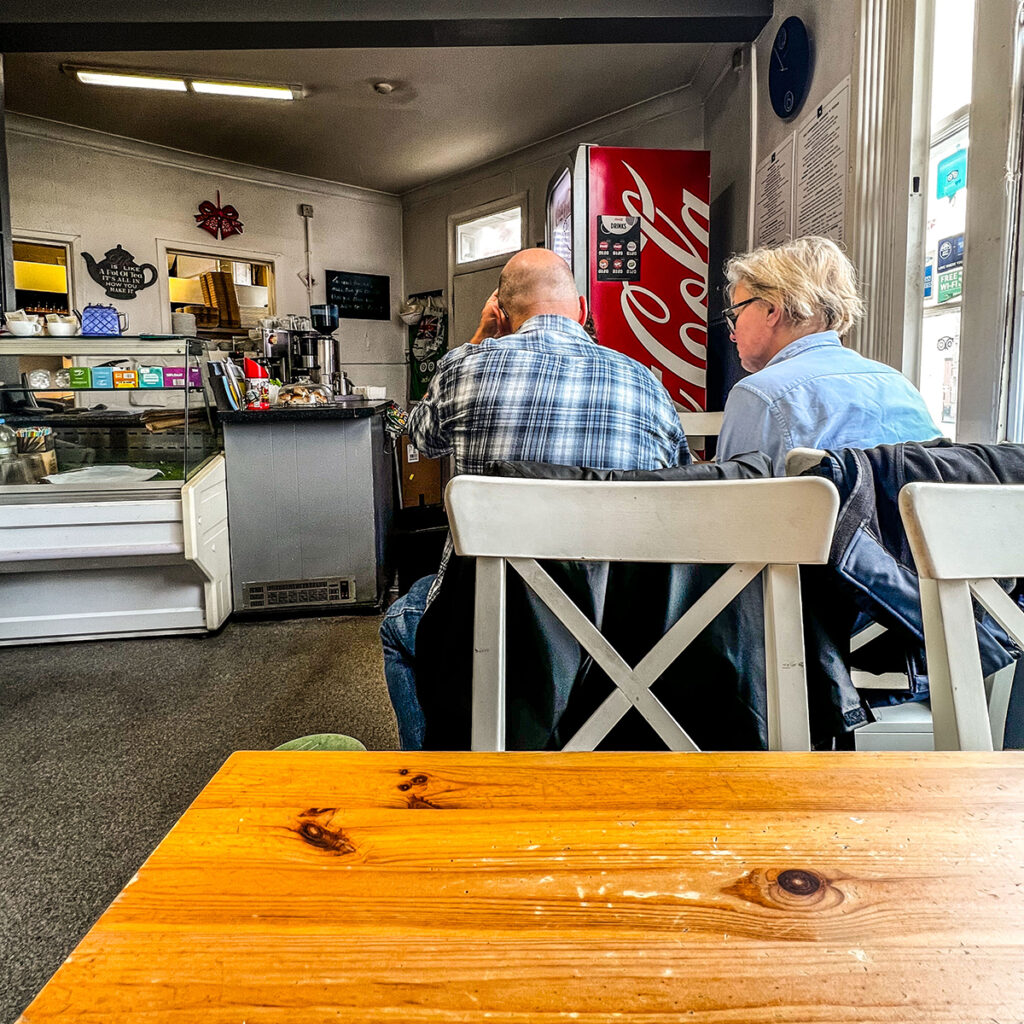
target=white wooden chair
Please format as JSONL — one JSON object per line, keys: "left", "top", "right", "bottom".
{"left": 786, "top": 451, "right": 1016, "bottom": 750}
{"left": 787, "top": 447, "right": 931, "bottom": 749}
{"left": 445, "top": 475, "right": 840, "bottom": 752}
{"left": 899, "top": 482, "right": 1024, "bottom": 750}
{"left": 678, "top": 410, "right": 723, "bottom": 454}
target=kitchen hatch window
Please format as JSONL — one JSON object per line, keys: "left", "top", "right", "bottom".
{"left": 12, "top": 240, "right": 72, "bottom": 317}
{"left": 166, "top": 249, "right": 275, "bottom": 339}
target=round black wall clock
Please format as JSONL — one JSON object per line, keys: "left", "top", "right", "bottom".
{"left": 768, "top": 16, "right": 813, "bottom": 120}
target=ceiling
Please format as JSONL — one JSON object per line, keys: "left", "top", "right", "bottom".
{"left": 3, "top": 44, "right": 733, "bottom": 194}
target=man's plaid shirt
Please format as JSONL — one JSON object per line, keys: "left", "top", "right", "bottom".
{"left": 408, "top": 314, "right": 690, "bottom": 474}
{"left": 407, "top": 314, "right": 690, "bottom": 598}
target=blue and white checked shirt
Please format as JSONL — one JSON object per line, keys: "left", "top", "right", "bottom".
{"left": 408, "top": 314, "right": 690, "bottom": 474}
{"left": 408, "top": 314, "right": 690, "bottom": 602}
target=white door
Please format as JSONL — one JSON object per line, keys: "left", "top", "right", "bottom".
{"left": 452, "top": 266, "right": 504, "bottom": 348}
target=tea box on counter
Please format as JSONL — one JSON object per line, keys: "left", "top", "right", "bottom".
{"left": 64, "top": 365, "right": 201, "bottom": 389}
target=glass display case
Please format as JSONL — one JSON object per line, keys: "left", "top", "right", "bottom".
{"left": 0, "top": 335, "right": 219, "bottom": 488}
{"left": 0, "top": 335, "right": 231, "bottom": 645}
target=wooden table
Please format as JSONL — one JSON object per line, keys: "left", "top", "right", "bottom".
{"left": 19, "top": 752, "right": 1024, "bottom": 1023}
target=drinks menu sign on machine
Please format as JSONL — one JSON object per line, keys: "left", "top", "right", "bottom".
{"left": 595, "top": 216, "right": 641, "bottom": 281}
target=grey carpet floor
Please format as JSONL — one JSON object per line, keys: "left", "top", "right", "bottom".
{"left": 0, "top": 614, "right": 398, "bottom": 1024}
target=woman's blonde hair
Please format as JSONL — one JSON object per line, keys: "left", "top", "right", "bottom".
{"left": 725, "top": 236, "right": 865, "bottom": 337}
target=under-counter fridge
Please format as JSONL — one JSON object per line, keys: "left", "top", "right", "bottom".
{"left": 546, "top": 145, "right": 711, "bottom": 413}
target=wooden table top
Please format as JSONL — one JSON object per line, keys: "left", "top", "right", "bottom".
{"left": 19, "top": 751, "right": 1024, "bottom": 1023}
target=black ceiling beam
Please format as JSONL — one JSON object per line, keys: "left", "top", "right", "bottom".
{"left": 0, "top": 16, "right": 771, "bottom": 53}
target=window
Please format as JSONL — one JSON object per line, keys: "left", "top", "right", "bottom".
{"left": 12, "top": 240, "right": 71, "bottom": 317}
{"left": 455, "top": 206, "right": 523, "bottom": 266}
{"left": 166, "top": 249, "right": 274, "bottom": 336}
{"left": 916, "top": 0, "right": 976, "bottom": 436}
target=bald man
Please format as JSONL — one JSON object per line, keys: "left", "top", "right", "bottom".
{"left": 381, "top": 248, "right": 689, "bottom": 749}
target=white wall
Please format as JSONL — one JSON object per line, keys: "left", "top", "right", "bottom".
{"left": 6, "top": 115, "right": 408, "bottom": 400}
{"left": 753, "top": 1, "right": 859, "bottom": 172}
{"left": 401, "top": 86, "right": 707, "bottom": 306}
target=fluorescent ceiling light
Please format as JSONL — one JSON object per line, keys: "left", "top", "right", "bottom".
{"left": 191, "top": 81, "right": 296, "bottom": 100}
{"left": 65, "top": 65, "right": 301, "bottom": 100}
{"left": 75, "top": 70, "right": 187, "bottom": 92}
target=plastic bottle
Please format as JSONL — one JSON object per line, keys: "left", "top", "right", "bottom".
{"left": 0, "top": 418, "right": 17, "bottom": 458}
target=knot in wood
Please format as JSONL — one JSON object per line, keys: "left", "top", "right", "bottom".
{"left": 294, "top": 815, "right": 355, "bottom": 855}
{"left": 777, "top": 869, "right": 821, "bottom": 896}
{"left": 724, "top": 867, "right": 840, "bottom": 913}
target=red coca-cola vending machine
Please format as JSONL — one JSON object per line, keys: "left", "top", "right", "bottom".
{"left": 546, "top": 145, "right": 710, "bottom": 412}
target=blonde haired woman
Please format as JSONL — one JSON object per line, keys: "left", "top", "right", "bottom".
{"left": 716, "top": 236, "right": 940, "bottom": 473}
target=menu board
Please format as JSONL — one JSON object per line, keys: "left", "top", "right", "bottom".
{"left": 325, "top": 270, "right": 391, "bottom": 321}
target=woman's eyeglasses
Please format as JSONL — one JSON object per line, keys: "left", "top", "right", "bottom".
{"left": 714, "top": 297, "right": 762, "bottom": 330}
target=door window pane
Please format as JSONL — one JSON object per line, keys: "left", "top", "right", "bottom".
{"left": 919, "top": 123, "right": 969, "bottom": 433}
{"left": 456, "top": 207, "right": 522, "bottom": 265}
{"left": 915, "top": 0, "right": 975, "bottom": 438}
{"left": 931, "top": 0, "right": 976, "bottom": 129}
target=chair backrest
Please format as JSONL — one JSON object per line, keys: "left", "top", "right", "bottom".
{"left": 678, "top": 410, "right": 723, "bottom": 450}
{"left": 899, "top": 482, "right": 1024, "bottom": 750}
{"left": 446, "top": 475, "right": 840, "bottom": 752}
{"left": 785, "top": 447, "right": 829, "bottom": 477}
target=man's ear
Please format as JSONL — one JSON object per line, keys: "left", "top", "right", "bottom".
{"left": 764, "top": 302, "right": 783, "bottom": 327}
{"left": 577, "top": 295, "right": 588, "bottom": 325}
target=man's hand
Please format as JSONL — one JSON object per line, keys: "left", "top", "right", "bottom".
{"left": 468, "top": 290, "right": 509, "bottom": 344}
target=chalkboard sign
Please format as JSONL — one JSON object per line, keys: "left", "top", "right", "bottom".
{"left": 325, "top": 270, "right": 391, "bottom": 321}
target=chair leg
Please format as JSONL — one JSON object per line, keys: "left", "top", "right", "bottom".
{"left": 762, "top": 564, "right": 811, "bottom": 751}
{"left": 919, "top": 577, "right": 993, "bottom": 751}
{"left": 472, "top": 557, "right": 507, "bottom": 751}
{"left": 986, "top": 663, "right": 1014, "bottom": 751}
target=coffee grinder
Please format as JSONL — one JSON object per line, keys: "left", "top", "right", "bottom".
{"left": 309, "top": 303, "right": 350, "bottom": 394}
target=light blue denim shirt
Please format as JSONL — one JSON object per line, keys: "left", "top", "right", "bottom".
{"left": 717, "top": 331, "right": 942, "bottom": 474}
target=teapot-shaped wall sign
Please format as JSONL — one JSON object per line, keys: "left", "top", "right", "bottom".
{"left": 81, "top": 244, "right": 158, "bottom": 300}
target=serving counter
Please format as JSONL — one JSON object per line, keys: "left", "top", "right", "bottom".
{"left": 219, "top": 399, "right": 393, "bottom": 613}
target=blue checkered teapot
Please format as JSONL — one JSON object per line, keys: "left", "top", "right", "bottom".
{"left": 78, "top": 304, "right": 129, "bottom": 336}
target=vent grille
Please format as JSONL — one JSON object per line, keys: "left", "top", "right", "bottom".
{"left": 244, "top": 577, "right": 355, "bottom": 609}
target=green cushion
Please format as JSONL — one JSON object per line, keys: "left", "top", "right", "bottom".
{"left": 274, "top": 733, "right": 367, "bottom": 752}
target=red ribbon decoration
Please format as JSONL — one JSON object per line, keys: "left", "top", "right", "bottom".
{"left": 195, "top": 190, "right": 244, "bottom": 240}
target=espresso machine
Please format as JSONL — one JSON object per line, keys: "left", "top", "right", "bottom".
{"left": 309, "top": 303, "right": 351, "bottom": 395}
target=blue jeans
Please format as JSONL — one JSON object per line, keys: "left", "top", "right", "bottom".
{"left": 380, "top": 573, "right": 435, "bottom": 750}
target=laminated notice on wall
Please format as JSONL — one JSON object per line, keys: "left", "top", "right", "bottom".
{"left": 754, "top": 134, "right": 795, "bottom": 247}
{"left": 795, "top": 76, "right": 850, "bottom": 244}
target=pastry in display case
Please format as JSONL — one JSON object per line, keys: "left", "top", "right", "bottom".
{"left": 275, "top": 381, "right": 332, "bottom": 406}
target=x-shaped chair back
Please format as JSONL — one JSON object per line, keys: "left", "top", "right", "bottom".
{"left": 446, "top": 475, "right": 840, "bottom": 751}
{"left": 899, "top": 482, "right": 1024, "bottom": 750}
